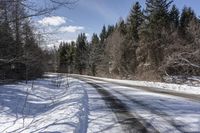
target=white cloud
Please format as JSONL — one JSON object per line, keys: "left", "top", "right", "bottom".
{"left": 59, "top": 26, "right": 84, "bottom": 33}
{"left": 38, "top": 16, "right": 66, "bottom": 26}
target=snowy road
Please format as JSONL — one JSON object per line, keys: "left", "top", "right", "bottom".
{"left": 0, "top": 73, "right": 200, "bottom": 133}
{"left": 75, "top": 75, "right": 200, "bottom": 133}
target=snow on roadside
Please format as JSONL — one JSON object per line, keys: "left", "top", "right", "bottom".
{"left": 72, "top": 74, "right": 200, "bottom": 95}
{"left": 163, "top": 76, "right": 200, "bottom": 87}
{"left": 0, "top": 74, "right": 88, "bottom": 133}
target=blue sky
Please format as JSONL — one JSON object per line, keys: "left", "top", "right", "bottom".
{"left": 35, "top": 0, "right": 200, "bottom": 48}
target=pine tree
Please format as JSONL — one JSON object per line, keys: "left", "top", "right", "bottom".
{"left": 66, "top": 42, "right": 76, "bottom": 73}
{"left": 118, "top": 19, "right": 127, "bottom": 35}
{"left": 89, "top": 33, "right": 100, "bottom": 76}
{"left": 179, "top": 6, "right": 196, "bottom": 36}
{"left": 68, "top": 42, "right": 76, "bottom": 67}
{"left": 99, "top": 25, "right": 107, "bottom": 44}
{"left": 58, "top": 42, "right": 69, "bottom": 69}
{"left": 23, "top": 21, "right": 46, "bottom": 78}
{"left": 0, "top": 1, "right": 15, "bottom": 59}
{"left": 91, "top": 34, "right": 100, "bottom": 45}
{"left": 0, "top": 22, "right": 16, "bottom": 59}
{"left": 169, "top": 4, "right": 180, "bottom": 28}
{"left": 107, "top": 25, "right": 115, "bottom": 37}
{"left": 12, "top": 0, "right": 24, "bottom": 57}
{"left": 145, "top": 0, "right": 173, "bottom": 29}
{"left": 127, "top": 1, "right": 144, "bottom": 41}
{"left": 75, "top": 33, "right": 88, "bottom": 74}
{"left": 137, "top": 0, "right": 173, "bottom": 68}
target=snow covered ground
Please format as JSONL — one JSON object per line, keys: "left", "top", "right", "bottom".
{"left": 0, "top": 73, "right": 124, "bottom": 133}
{"left": 163, "top": 76, "right": 200, "bottom": 87}
{"left": 1, "top": 73, "right": 200, "bottom": 133}
{"left": 0, "top": 74, "right": 88, "bottom": 133}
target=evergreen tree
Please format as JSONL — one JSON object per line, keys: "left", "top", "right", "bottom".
{"left": 66, "top": 42, "right": 76, "bottom": 73}
{"left": 107, "top": 25, "right": 115, "bottom": 37}
{"left": 169, "top": 4, "right": 180, "bottom": 28}
{"left": 99, "top": 25, "right": 107, "bottom": 44}
{"left": 0, "top": 0, "right": 15, "bottom": 59}
{"left": 59, "top": 42, "right": 69, "bottom": 69}
{"left": 127, "top": 1, "right": 144, "bottom": 41}
{"left": 138, "top": 0, "right": 173, "bottom": 67}
{"left": 118, "top": 19, "right": 127, "bottom": 35}
{"left": 91, "top": 34, "right": 100, "bottom": 45}
{"left": 12, "top": 0, "right": 25, "bottom": 57}
{"left": 23, "top": 21, "right": 46, "bottom": 78}
{"left": 75, "top": 33, "right": 88, "bottom": 74}
{"left": 89, "top": 33, "right": 100, "bottom": 76}
{"left": 145, "top": 0, "right": 173, "bottom": 29}
{"left": 179, "top": 6, "right": 196, "bottom": 36}
{"left": 0, "top": 22, "right": 15, "bottom": 59}
{"left": 68, "top": 42, "right": 76, "bottom": 67}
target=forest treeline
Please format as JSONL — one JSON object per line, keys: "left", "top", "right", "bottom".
{"left": 0, "top": 0, "right": 77, "bottom": 80}
{"left": 0, "top": 0, "right": 199, "bottom": 81}
{"left": 58, "top": 0, "right": 200, "bottom": 81}
{"left": 0, "top": 0, "right": 47, "bottom": 80}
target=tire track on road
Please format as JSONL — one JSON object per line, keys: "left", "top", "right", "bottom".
{"left": 111, "top": 89, "right": 186, "bottom": 133}
{"left": 87, "top": 82, "right": 159, "bottom": 133}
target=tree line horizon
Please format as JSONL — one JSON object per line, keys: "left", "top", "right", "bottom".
{"left": 58, "top": 0, "right": 200, "bottom": 81}
{"left": 0, "top": 0, "right": 199, "bottom": 81}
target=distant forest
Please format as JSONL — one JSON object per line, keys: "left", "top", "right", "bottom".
{"left": 58, "top": 0, "right": 200, "bottom": 81}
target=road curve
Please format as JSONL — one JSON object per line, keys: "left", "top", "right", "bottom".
{"left": 73, "top": 75, "right": 200, "bottom": 133}
{"left": 72, "top": 75, "right": 200, "bottom": 102}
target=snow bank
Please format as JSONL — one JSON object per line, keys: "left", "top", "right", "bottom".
{"left": 72, "top": 74, "right": 200, "bottom": 95}
{"left": 0, "top": 74, "right": 88, "bottom": 133}
{"left": 163, "top": 76, "right": 200, "bottom": 87}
